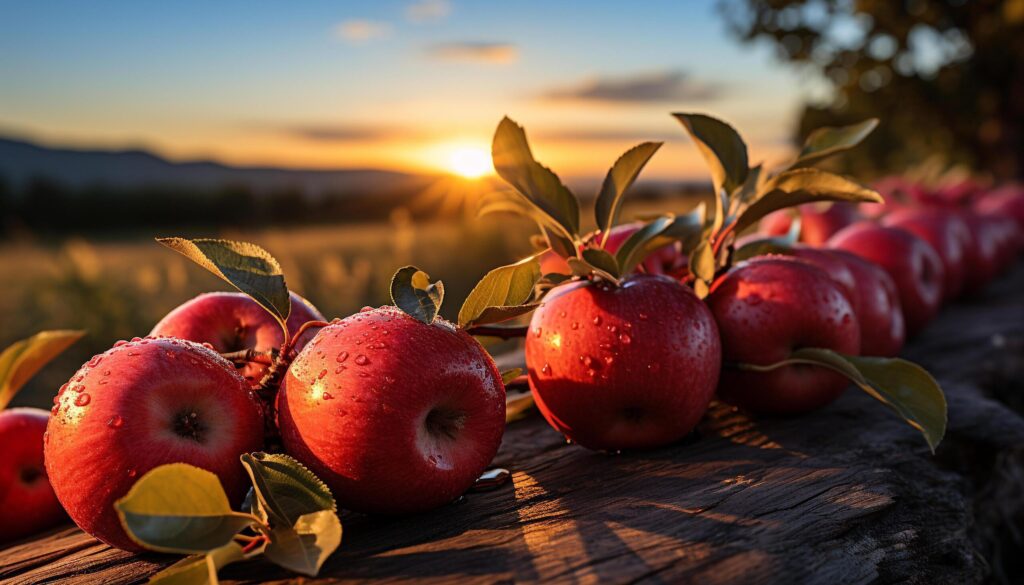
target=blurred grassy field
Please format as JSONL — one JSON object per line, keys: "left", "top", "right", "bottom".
{"left": 1, "top": 195, "right": 706, "bottom": 409}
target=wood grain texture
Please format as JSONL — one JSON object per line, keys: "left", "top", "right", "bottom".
{"left": 3, "top": 265, "right": 1023, "bottom": 585}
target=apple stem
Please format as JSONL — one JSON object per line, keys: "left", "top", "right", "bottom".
{"left": 221, "top": 349, "right": 276, "bottom": 366}
{"left": 465, "top": 324, "right": 529, "bottom": 339}
{"left": 282, "top": 320, "right": 330, "bottom": 357}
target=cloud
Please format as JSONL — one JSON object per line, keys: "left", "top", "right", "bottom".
{"left": 259, "top": 123, "right": 433, "bottom": 143}
{"left": 334, "top": 19, "right": 393, "bottom": 44}
{"left": 406, "top": 0, "right": 451, "bottom": 23}
{"left": 542, "top": 70, "right": 722, "bottom": 103}
{"left": 425, "top": 42, "right": 518, "bottom": 64}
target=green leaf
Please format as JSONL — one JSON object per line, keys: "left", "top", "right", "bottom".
{"left": 500, "top": 368, "right": 523, "bottom": 385}
{"left": 595, "top": 142, "right": 663, "bottom": 242}
{"left": 732, "top": 163, "right": 764, "bottom": 214}
{"left": 736, "top": 349, "right": 947, "bottom": 452}
{"left": 240, "top": 453, "right": 336, "bottom": 528}
{"left": 0, "top": 330, "right": 85, "bottom": 411}
{"left": 157, "top": 238, "right": 291, "bottom": 328}
{"left": 265, "top": 510, "right": 342, "bottom": 577}
{"left": 148, "top": 542, "right": 245, "bottom": 585}
{"left": 688, "top": 239, "right": 716, "bottom": 283}
{"left": 542, "top": 225, "right": 578, "bottom": 260}
{"left": 793, "top": 119, "right": 879, "bottom": 168}
{"left": 672, "top": 113, "right": 749, "bottom": 197}
{"left": 492, "top": 117, "right": 580, "bottom": 238}
{"left": 115, "top": 464, "right": 261, "bottom": 555}
{"left": 581, "top": 248, "right": 621, "bottom": 279}
{"left": 390, "top": 266, "right": 444, "bottom": 325}
{"left": 459, "top": 256, "right": 542, "bottom": 329}
{"left": 732, "top": 169, "right": 882, "bottom": 234}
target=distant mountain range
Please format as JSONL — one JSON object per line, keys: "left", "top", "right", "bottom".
{"left": 0, "top": 136, "right": 436, "bottom": 198}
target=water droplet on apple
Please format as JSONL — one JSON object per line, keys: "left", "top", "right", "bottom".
{"left": 384, "top": 375, "right": 395, "bottom": 384}
{"left": 359, "top": 372, "right": 369, "bottom": 378}
{"left": 593, "top": 315, "right": 602, "bottom": 326}
{"left": 335, "top": 365, "right": 346, "bottom": 374}
{"left": 533, "top": 328, "right": 542, "bottom": 338}
{"left": 131, "top": 337, "right": 142, "bottom": 342}
{"left": 586, "top": 368, "right": 596, "bottom": 377}
{"left": 541, "top": 363, "right": 551, "bottom": 375}
{"left": 355, "top": 355, "right": 370, "bottom": 366}
{"left": 648, "top": 362, "right": 661, "bottom": 373}
{"left": 638, "top": 312, "right": 649, "bottom": 321}
{"left": 127, "top": 469, "right": 137, "bottom": 478}
{"left": 43, "top": 431, "right": 49, "bottom": 445}
{"left": 114, "top": 340, "right": 128, "bottom": 347}
{"left": 336, "top": 351, "right": 349, "bottom": 363}
{"left": 582, "top": 355, "right": 594, "bottom": 368}
{"left": 322, "top": 392, "right": 333, "bottom": 400}
{"left": 74, "top": 393, "right": 91, "bottom": 407}
{"left": 619, "top": 333, "right": 632, "bottom": 345}
{"left": 87, "top": 355, "right": 103, "bottom": 367}
{"left": 360, "top": 306, "right": 374, "bottom": 312}
{"left": 604, "top": 355, "right": 614, "bottom": 365}
{"left": 318, "top": 369, "right": 327, "bottom": 380}
{"left": 107, "top": 415, "right": 124, "bottom": 429}
{"left": 50, "top": 404, "right": 59, "bottom": 414}
{"left": 571, "top": 322, "right": 579, "bottom": 330}
{"left": 607, "top": 325, "right": 618, "bottom": 334}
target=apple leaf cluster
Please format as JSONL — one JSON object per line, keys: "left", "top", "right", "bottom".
{"left": 115, "top": 453, "right": 341, "bottom": 584}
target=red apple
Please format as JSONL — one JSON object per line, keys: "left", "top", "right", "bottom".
{"left": 0, "top": 408, "right": 65, "bottom": 544}
{"left": 278, "top": 306, "right": 505, "bottom": 515}
{"left": 525, "top": 275, "right": 720, "bottom": 451}
{"left": 882, "top": 208, "right": 971, "bottom": 301}
{"left": 151, "top": 291, "right": 324, "bottom": 385}
{"left": 975, "top": 186, "right": 1024, "bottom": 236}
{"left": 758, "top": 202, "right": 859, "bottom": 246}
{"left": 960, "top": 212, "right": 1002, "bottom": 295}
{"left": 538, "top": 222, "right": 686, "bottom": 277}
{"left": 787, "top": 246, "right": 858, "bottom": 313}
{"left": 829, "top": 250, "right": 906, "bottom": 357}
{"left": 987, "top": 214, "right": 1021, "bottom": 273}
{"left": 707, "top": 257, "right": 860, "bottom": 414}
{"left": 829, "top": 223, "right": 945, "bottom": 336}
{"left": 44, "top": 338, "right": 265, "bottom": 551}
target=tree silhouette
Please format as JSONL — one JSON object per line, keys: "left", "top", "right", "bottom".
{"left": 720, "top": 0, "right": 1024, "bottom": 180}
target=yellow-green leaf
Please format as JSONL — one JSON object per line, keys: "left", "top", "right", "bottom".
{"left": 492, "top": 117, "right": 580, "bottom": 238}
{"left": 672, "top": 113, "right": 749, "bottom": 197}
{"left": 733, "top": 169, "right": 881, "bottom": 234}
{"left": 793, "top": 119, "right": 879, "bottom": 168}
{"left": 595, "top": 142, "right": 662, "bottom": 240}
{"left": 736, "top": 348, "right": 947, "bottom": 452}
{"left": 390, "top": 266, "right": 444, "bottom": 324}
{"left": 148, "top": 542, "right": 245, "bottom": 585}
{"left": 157, "top": 238, "right": 290, "bottom": 328}
{"left": 115, "top": 464, "right": 261, "bottom": 554}
{"left": 459, "top": 256, "right": 541, "bottom": 329}
{"left": 264, "top": 510, "right": 342, "bottom": 577}
{"left": 0, "top": 330, "right": 85, "bottom": 411}
{"left": 240, "top": 452, "right": 335, "bottom": 528}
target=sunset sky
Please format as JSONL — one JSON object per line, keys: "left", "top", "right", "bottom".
{"left": 0, "top": 1, "right": 827, "bottom": 181}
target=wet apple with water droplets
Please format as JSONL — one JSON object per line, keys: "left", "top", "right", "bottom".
{"left": 43, "top": 337, "right": 264, "bottom": 551}
{"left": 277, "top": 306, "right": 506, "bottom": 514}
{"left": 526, "top": 275, "right": 720, "bottom": 451}
{"left": 707, "top": 257, "right": 860, "bottom": 414}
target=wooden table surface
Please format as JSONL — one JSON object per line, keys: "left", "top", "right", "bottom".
{"left": 3, "top": 265, "right": 1023, "bottom": 585}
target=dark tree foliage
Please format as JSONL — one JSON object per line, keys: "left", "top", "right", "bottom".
{"left": 720, "top": 0, "right": 1024, "bottom": 180}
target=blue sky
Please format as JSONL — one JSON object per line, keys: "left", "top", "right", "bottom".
{"left": 0, "top": 0, "right": 823, "bottom": 179}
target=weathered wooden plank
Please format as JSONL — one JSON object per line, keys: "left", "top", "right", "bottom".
{"left": 2, "top": 265, "right": 1022, "bottom": 585}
